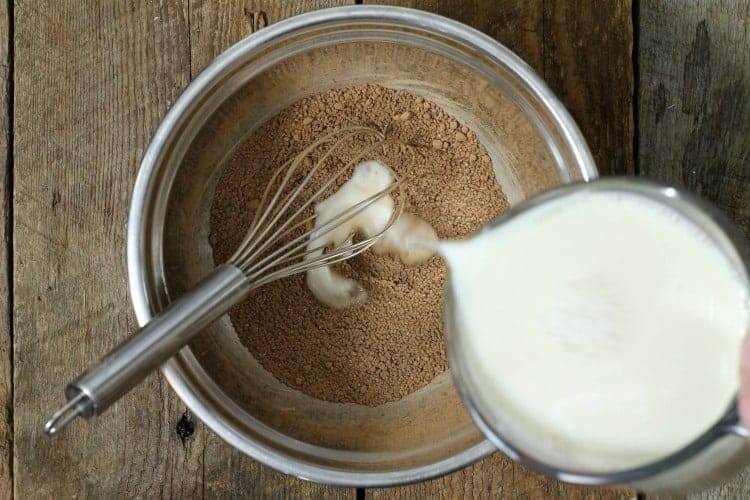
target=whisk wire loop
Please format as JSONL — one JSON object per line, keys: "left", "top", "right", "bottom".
{"left": 244, "top": 178, "right": 404, "bottom": 284}
{"left": 230, "top": 127, "right": 377, "bottom": 264}
{"left": 230, "top": 126, "right": 394, "bottom": 273}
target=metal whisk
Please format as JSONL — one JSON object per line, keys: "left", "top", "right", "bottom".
{"left": 45, "top": 126, "right": 403, "bottom": 436}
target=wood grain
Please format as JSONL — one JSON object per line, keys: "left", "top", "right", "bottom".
{"left": 639, "top": 0, "right": 750, "bottom": 237}
{"left": 639, "top": 1, "right": 750, "bottom": 496}
{"left": 368, "top": 453, "right": 637, "bottom": 500}
{"left": 0, "top": 0, "right": 11, "bottom": 497}
{"left": 542, "top": 0, "right": 634, "bottom": 175}
{"left": 189, "top": 1, "right": 355, "bottom": 497}
{"left": 189, "top": 0, "right": 354, "bottom": 74}
{"left": 13, "top": 1, "right": 204, "bottom": 496}
{"left": 364, "top": 0, "right": 545, "bottom": 74}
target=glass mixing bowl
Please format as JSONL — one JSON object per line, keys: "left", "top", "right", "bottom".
{"left": 127, "top": 6, "right": 595, "bottom": 486}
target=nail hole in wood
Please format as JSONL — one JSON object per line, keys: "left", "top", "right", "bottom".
{"left": 176, "top": 410, "right": 195, "bottom": 445}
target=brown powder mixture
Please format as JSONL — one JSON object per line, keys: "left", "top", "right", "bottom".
{"left": 209, "top": 84, "right": 508, "bottom": 406}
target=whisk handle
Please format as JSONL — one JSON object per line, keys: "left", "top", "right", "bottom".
{"left": 44, "top": 264, "right": 250, "bottom": 436}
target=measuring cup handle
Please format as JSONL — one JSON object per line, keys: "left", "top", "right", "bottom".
{"left": 44, "top": 264, "right": 250, "bottom": 436}
{"left": 722, "top": 423, "right": 750, "bottom": 438}
{"left": 717, "top": 404, "right": 750, "bottom": 439}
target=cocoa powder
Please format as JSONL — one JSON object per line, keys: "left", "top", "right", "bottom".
{"left": 209, "top": 84, "right": 508, "bottom": 405}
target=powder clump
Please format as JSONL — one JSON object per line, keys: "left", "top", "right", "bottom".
{"left": 209, "top": 84, "right": 508, "bottom": 405}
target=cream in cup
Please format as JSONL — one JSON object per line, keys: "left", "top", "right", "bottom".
{"left": 441, "top": 179, "right": 750, "bottom": 474}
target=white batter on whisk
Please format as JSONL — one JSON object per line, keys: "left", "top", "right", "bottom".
{"left": 440, "top": 190, "right": 749, "bottom": 471}
{"left": 306, "top": 160, "right": 436, "bottom": 308}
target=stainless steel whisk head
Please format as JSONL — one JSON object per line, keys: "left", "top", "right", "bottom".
{"left": 230, "top": 125, "right": 403, "bottom": 287}
{"left": 45, "top": 126, "right": 404, "bottom": 436}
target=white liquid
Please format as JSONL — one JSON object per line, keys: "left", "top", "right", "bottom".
{"left": 306, "top": 160, "right": 437, "bottom": 308}
{"left": 440, "top": 190, "right": 749, "bottom": 472}
{"left": 306, "top": 160, "right": 395, "bottom": 309}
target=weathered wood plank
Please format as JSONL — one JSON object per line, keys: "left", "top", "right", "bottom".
{"left": 0, "top": 0, "right": 11, "bottom": 497}
{"left": 369, "top": 453, "right": 636, "bottom": 500}
{"left": 639, "top": 1, "right": 750, "bottom": 496}
{"left": 188, "top": 1, "right": 356, "bottom": 497}
{"left": 190, "top": 0, "right": 354, "bottom": 74}
{"left": 13, "top": 1, "right": 207, "bottom": 496}
{"left": 639, "top": 0, "right": 750, "bottom": 237}
{"left": 366, "top": 0, "right": 545, "bottom": 74}
{"left": 362, "top": 0, "right": 634, "bottom": 497}
{"left": 542, "top": 0, "right": 634, "bottom": 175}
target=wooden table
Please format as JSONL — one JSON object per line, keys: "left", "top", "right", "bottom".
{"left": 5, "top": 0, "right": 749, "bottom": 497}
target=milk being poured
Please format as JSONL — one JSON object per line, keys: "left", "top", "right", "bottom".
{"left": 440, "top": 190, "right": 749, "bottom": 472}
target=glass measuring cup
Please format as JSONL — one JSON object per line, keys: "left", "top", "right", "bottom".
{"left": 443, "top": 177, "right": 750, "bottom": 493}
